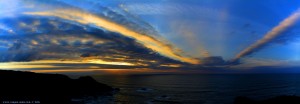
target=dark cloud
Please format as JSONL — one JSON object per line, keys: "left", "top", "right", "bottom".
{"left": 0, "top": 15, "right": 184, "bottom": 68}
{"left": 24, "top": 0, "right": 161, "bottom": 37}
{"left": 202, "top": 56, "right": 225, "bottom": 66}
{"left": 199, "top": 56, "right": 242, "bottom": 66}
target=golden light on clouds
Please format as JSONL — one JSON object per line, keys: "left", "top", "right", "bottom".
{"left": 87, "top": 59, "right": 135, "bottom": 66}
{"left": 0, "top": 59, "right": 135, "bottom": 70}
{"left": 0, "top": 62, "right": 63, "bottom": 69}
{"left": 160, "top": 64, "right": 182, "bottom": 68}
{"left": 24, "top": 8, "right": 200, "bottom": 64}
{"left": 0, "top": 61, "right": 163, "bottom": 74}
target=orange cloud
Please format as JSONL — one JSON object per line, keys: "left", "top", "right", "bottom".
{"left": 24, "top": 8, "right": 200, "bottom": 64}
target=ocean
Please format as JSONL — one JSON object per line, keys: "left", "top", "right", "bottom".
{"left": 92, "top": 74, "right": 300, "bottom": 104}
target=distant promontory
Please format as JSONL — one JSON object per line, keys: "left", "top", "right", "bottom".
{"left": 0, "top": 70, "right": 114, "bottom": 104}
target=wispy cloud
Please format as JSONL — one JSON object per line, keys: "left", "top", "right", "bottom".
{"left": 122, "top": 3, "right": 222, "bottom": 16}
{"left": 0, "top": 24, "right": 14, "bottom": 34}
{"left": 0, "top": 0, "right": 21, "bottom": 18}
{"left": 169, "top": 21, "right": 210, "bottom": 58}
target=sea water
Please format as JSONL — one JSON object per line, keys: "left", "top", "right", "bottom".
{"left": 92, "top": 74, "right": 300, "bottom": 104}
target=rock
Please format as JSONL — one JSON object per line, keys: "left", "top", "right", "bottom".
{"left": 113, "top": 88, "right": 120, "bottom": 94}
{"left": 0, "top": 70, "right": 114, "bottom": 104}
{"left": 234, "top": 95, "right": 300, "bottom": 104}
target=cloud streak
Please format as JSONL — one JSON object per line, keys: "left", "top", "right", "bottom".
{"left": 23, "top": 7, "right": 199, "bottom": 64}
{"left": 233, "top": 8, "right": 300, "bottom": 61}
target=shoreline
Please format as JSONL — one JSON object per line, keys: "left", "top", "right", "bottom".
{"left": 0, "top": 70, "right": 116, "bottom": 104}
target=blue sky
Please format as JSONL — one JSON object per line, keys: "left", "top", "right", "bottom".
{"left": 0, "top": 0, "right": 300, "bottom": 73}
{"left": 102, "top": 0, "right": 300, "bottom": 66}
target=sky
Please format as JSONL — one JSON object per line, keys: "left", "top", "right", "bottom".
{"left": 0, "top": 0, "right": 300, "bottom": 74}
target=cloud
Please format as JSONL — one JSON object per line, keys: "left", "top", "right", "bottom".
{"left": 0, "top": 16, "right": 186, "bottom": 69}
{"left": 169, "top": 21, "right": 210, "bottom": 57}
{"left": 22, "top": 2, "right": 199, "bottom": 64}
{"left": 231, "top": 58, "right": 300, "bottom": 69}
{"left": 233, "top": 8, "right": 300, "bottom": 61}
{"left": 0, "top": 24, "right": 14, "bottom": 34}
{"left": 122, "top": 3, "right": 223, "bottom": 17}
{"left": 118, "top": 4, "right": 162, "bottom": 37}
{"left": 61, "top": 0, "right": 164, "bottom": 38}
{"left": 0, "top": 0, "right": 21, "bottom": 18}
{"left": 202, "top": 56, "right": 225, "bottom": 66}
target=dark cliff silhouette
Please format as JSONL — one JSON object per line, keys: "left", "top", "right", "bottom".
{"left": 234, "top": 95, "right": 300, "bottom": 104}
{"left": 0, "top": 70, "right": 114, "bottom": 104}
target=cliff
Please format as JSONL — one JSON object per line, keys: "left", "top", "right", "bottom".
{"left": 0, "top": 70, "right": 114, "bottom": 104}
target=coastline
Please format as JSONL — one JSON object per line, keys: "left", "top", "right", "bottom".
{"left": 0, "top": 70, "right": 116, "bottom": 104}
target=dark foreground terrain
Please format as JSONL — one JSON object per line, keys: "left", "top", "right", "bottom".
{"left": 0, "top": 70, "right": 114, "bottom": 104}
